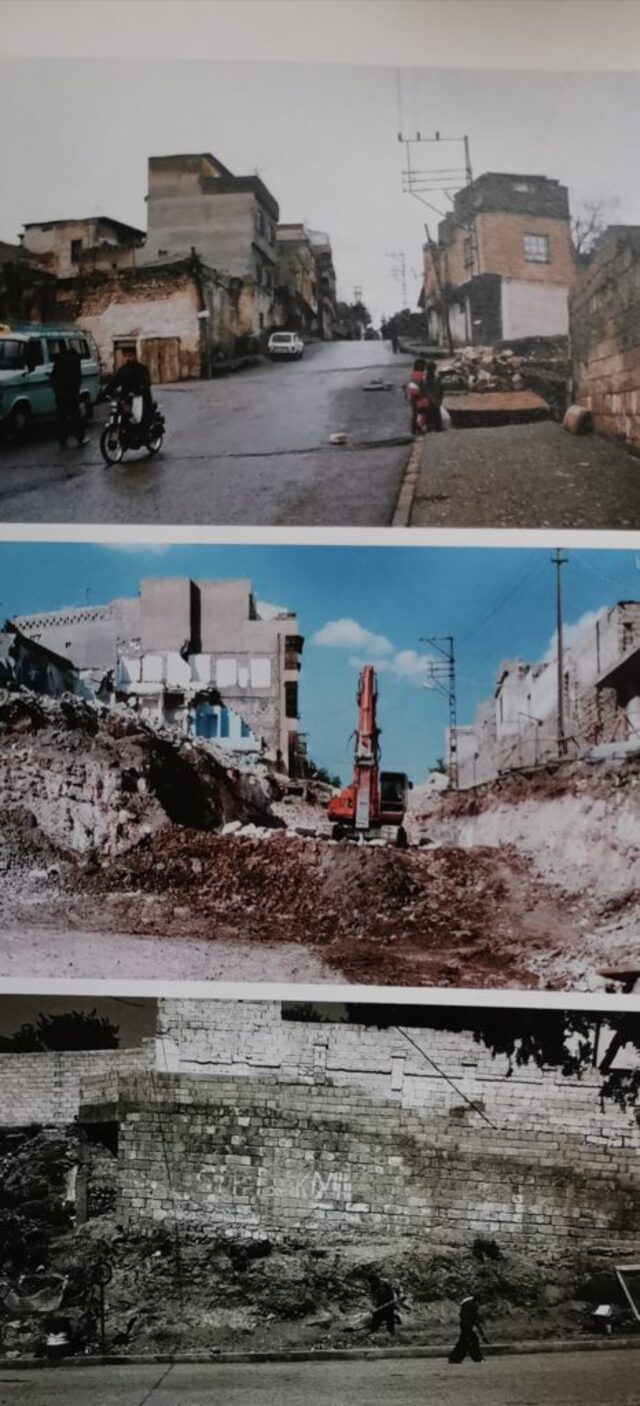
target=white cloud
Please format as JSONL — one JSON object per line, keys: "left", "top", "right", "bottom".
{"left": 349, "top": 649, "right": 435, "bottom": 686}
{"left": 543, "top": 607, "right": 606, "bottom": 663}
{"left": 312, "top": 617, "right": 393, "bottom": 657}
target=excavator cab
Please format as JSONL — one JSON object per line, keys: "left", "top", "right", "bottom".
{"left": 379, "top": 771, "right": 411, "bottom": 822}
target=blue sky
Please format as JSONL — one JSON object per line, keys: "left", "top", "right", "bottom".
{"left": 1, "top": 541, "right": 638, "bottom": 780}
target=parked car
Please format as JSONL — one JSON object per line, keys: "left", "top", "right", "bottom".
{"left": 0, "top": 325, "right": 100, "bottom": 439}
{"left": 267, "top": 331, "right": 304, "bottom": 361}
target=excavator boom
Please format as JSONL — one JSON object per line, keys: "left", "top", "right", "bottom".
{"left": 327, "top": 664, "right": 410, "bottom": 841}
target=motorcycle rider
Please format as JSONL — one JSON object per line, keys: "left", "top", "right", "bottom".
{"left": 104, "top": 346, "right": 153, "bottom": 426}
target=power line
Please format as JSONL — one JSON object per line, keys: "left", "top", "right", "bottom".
{"left": 420, "top": 635, "right": 458, "bottom": 789}
{"left": 395, "top": 1027, "right": 498, "bottom": 1130}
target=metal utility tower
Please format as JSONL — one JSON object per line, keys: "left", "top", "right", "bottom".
{"left": 421, "top": 635, "right": 458, "bottom": 789}
{"left": 398, "top": 130, "right": 478, "bottom": 260}
{"left": 552, "top": 549, "right": 569, "bottom": 758}
{"left": 386, "top": 250, "right": 408, "bottom": 308}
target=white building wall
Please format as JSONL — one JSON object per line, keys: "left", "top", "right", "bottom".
{"left": 500, "top": 279, "right": 569, "bottom": 341}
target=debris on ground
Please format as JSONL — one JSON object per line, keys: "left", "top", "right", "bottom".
{"left": 437, "top": 336, "right": 570, "bottom": 419}
{"left": 0, "top": 1130, "right": 621, "bottom": 1358}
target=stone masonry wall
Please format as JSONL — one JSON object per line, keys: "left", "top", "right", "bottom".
{"left": 154, "top": 999, "right": 639, "bottom": 1143}
{"left": 0, "top": 1046, "right": 152, "bottom": 1127}
{"left": 571, "top": 226, "right": 640, "bottom": 450}
{"left": 116, "top": 1071, "right": 640, "bottom": 1260}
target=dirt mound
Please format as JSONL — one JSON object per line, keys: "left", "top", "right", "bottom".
{"left": 67, "top": 831, "right": 561, "bottom": 986}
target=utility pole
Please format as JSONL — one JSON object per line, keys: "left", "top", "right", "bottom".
{"left": 421, "top": 635, "right": 458, "bottom": 789}
{"left": 386, "top": 250, "right": 408, "bottom": 309}
{"left": 552, "top": 549, "right": 569, "bottom": 758}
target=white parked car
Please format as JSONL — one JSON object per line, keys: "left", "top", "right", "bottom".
{"left": 268, "top": 331, "right": 304, "bottom": 361}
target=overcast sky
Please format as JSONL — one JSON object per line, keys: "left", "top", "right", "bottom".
{"left": 1, "top": 60, "right": 640, "bottom": 322}
{"left": 1, "top": 542, "right": 638, "bottom": 781}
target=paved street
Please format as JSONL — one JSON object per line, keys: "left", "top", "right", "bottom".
{"left": 0, "top": 342, "right": 412, "bottom": 526}
{"left": 410, "top": 418, "right": 640, "bottom": 528}
{"left": 1, "top": 1351, "right": 638, "bottom": 1405}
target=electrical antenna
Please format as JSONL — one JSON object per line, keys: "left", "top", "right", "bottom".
{"left": 421, "top": 635, "right": 458, "bottom": 790}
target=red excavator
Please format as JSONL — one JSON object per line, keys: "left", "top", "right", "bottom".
{"left": 327, "top": 664, "right": 411, "bottom": 847}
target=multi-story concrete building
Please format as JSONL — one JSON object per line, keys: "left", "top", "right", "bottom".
{"left": 309, "top": 230, "right": 339, "bottom": 339}
{"left": 143, "top": 152, "right": 280, "bottom": 335}
{"left": 420, "top": 172, "right": 576, "bottom": 347}
{"left": 454, "top": 601, "right": 640, "bottom": 787}
{"left": 21, "top": 217, "right": 146, "bottom": 279}
{"left": 274, "top": 223, "right": 318, "bottom": 336}
{"left": 14, "top": 577, "right": 304, "bottom": 774}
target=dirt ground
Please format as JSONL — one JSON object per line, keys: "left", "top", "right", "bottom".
{"left": 0, "top": 1130, "right": 619, "bottom": 1361}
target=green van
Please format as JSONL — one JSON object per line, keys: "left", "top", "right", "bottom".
{"left": 0, "top": 325, "right": 100, "bottom": 438}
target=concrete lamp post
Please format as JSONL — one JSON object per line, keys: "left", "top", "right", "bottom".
{"left": 197, "top": 309, "right": 212, "bottom": 379}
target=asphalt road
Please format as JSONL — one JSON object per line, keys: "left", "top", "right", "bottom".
{"left": 0, "top": 342, "right": 412, "bottom": 526}
{"left": 1, "top": 1351, "right": 638, "bottom": 1405}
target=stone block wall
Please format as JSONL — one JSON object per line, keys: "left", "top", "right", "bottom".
{"left": 571, "top": 226, "right": 640, "bottom": 450}
{"left": 0, "top": 1046, "right": 152, "bottom": 1127}
{"left": 154, "top": 1000, "right": 638, "bottom": 1143}
{"left": 116, "top": 1071, "right": 640, "bottom": 1259}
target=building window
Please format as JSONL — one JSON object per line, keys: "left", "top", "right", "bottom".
{"left": 256, "top": 261, "right": 263, "bottom": 286}
{"left": 220, "top": 706, "right": 230, "bottom": 739}
{"left": 240, "top": 718, "right": 251, "bottom": 739}
{"left": 70, "top": 239, "right": 83, "bottom": 263}
{"left": 463, "top": 235, "right": 474, "bottom": 269}
{"left": 623, "top": 622, "right": 634, "bottom": 651}
{"left": 285, "top": 681, "right": 298, "bottom": 719}
{"left": 523, "top": 233, "right": 550, "bottom": 263}
{"left": 256, "top": 210, "right": 264, "bottom": 236}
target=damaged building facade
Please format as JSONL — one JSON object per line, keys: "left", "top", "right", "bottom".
{"left": 14, "top": 577, "right": 304, "bottom": 774}
{"left": 454, "top": 601, "right": 640, "bottom": 787}
{"left": 571, "top": 224, "right": 640, "bottom": 453}
{"left": 421, "top": 172, "right": 576, "bottom": 347}
{"left": 9, "top": 152, "right": 340, "bottom": 380}
{"left": 0, "top": 621, "right": 86, "bottom": 700}
{"left": 0, "top": 999, "right": 637, "bottom": 1272}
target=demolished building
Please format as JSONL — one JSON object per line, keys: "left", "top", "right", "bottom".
{"left": 454, "top": 601, "right": 640, "bottom": 787}
{"left": 0, "top": 621, "right": 86, "bottom": 700}
{"left": 14, "top": 576, "right": 304, "bottom": 775}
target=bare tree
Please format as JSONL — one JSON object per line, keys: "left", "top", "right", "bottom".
{"left": 571, "top": 196, "right": 621, "bottom": 257}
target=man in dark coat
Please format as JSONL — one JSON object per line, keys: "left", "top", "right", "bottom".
{"left": 105, "top": 347, "right": 153, "bottom": 424}
{"left": 50, "top": 346, "right": 88, "bottom": 448}
{"left": 369, "top": 1273, "right": 399, "bottom": 1335}
{"left": 448, "top": 1294, "right": 488, "bottom": 1363}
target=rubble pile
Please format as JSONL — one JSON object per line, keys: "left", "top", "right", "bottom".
{"left": 0, "top": 690, "right": 281, "bottom": 859}
{"left": 0, "top": 1178, "right": 611, "bottom": 1357}
{"left": 439, "top": 336, "right": 570, "bottom": 417}
{"left": 75, "top": 831, "right": 543, "bottom": 986}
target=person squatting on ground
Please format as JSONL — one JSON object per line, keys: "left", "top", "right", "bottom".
{"left": 105, "top": 347, "right": 154, "bottom": 426}
{"left": 448, "top": 1294, "right": 489, "bottom": 1363}
{"left": 50, "top": 345, "right": 88, "bottom": 448}
{"left": 406, "top": 357, "right": 443, "bottom": 435}
{"left": 369, "top": 1274, "right": 400, "bottom": 1335}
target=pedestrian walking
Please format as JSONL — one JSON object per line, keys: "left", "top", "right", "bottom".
{"left": 448, "top": 1294, "right": 488, "bottom": 1363}
{"left": 369, "top": 1273, "right": 399, "bottom": 1335}
{"left": 424, "top": 359, "right": 444, "bottom": 431}
{"left": 391, "top": 327, "right": 399, "bottom": 354}
{"left": 50, "top": 345, "right": 88, "bottom": 448}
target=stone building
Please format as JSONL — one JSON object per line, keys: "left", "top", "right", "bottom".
{"left": 0, "top": 241, "right": 57, "bottom": 325}
{"left": 455, "top": 600, "right": 640, "bottom": 787}
{"left": 14, "top": 577, "right": 304, "bottom": 774}
{"left": 21, "top": 216, "right": 146, "bottom": 279}
{"left": 274, "top": 223, "right": 318, "bottom": 335}
{"left": 420, "top": 172, "right": 576, "bottom": 347}
{"left": 55, "top": 254, "right": 255, "bottom": 381}
{"left": 0, "top": 999, "right": 637, "bottom": 1270}
{"left": 143, "top": 152, "right": 279, "bottom": 336}
{"left": 571, "top": 225, "right": 640, "bottom": 452}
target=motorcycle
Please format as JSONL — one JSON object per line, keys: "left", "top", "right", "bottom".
{"left": 99, "top": 392, "right": 165, "bottom": 465}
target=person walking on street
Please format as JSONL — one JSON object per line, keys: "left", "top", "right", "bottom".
{"left": 448, "top": 1293, "right": 488, "bottom": 1363}
{"left": 50, "top": 345, "right": 88, "bottom": 448}
{"left": 369, "top": 1273, "right": 399, "bottom": 1335}
{"left": 391, "top": 326, "right": 399, "bottom": 354}
{"left": 424, "top": 359, "right": 444, "bottom": 431}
